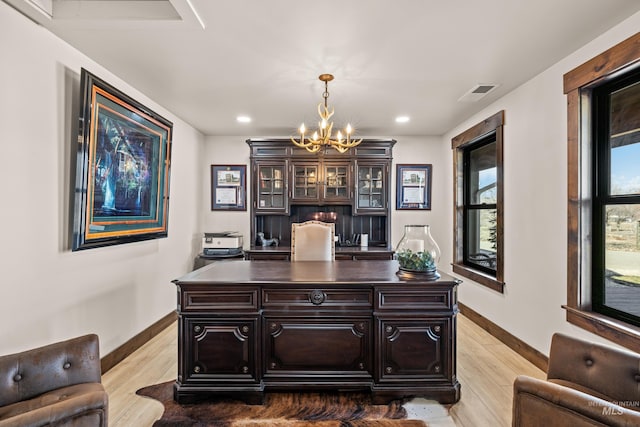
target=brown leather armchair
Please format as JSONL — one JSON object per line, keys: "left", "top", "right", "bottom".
{"left": 513, "top": 332, "right": 640, "bottom": 426}
{"left": 0, "top": 334, "right": 108, "bottom": 426}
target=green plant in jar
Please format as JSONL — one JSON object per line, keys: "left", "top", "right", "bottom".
{"left": 396, "top": 249, "right": 436, "bottom": 271}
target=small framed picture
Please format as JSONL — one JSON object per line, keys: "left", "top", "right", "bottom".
{"left": 211, "top": 165, "right": 246, "bottom": 210}
{"left": 396, "top": 164, "right": 432, "bottom": 210}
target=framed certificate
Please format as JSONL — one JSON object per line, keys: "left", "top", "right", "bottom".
{"left": 211, "top": 165, "right": 246, "bottom": 210}
{"left": 396, "top": 164, "right": 432, "bottom": 210}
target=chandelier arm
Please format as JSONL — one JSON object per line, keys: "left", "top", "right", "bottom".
{"left": 331, "top": 138, "right": 363, "bottom": 148}
{"left": 290, "top": 137, "right": 318, "bottom": 148}
{"left": 291, "top": 137, "right": 322, "bottom": 153}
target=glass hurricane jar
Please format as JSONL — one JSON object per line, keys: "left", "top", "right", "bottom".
{"left": 395, "top": 225, "right": 441, "bottom": 280}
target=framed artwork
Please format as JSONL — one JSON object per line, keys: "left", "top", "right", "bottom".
{"left": 396, "top": 164, "right": 432, "bottom": 210}
{"left": 211, "top": 165, "right": 246, "bottom": 210}
{"left": 72, "top": 68, "right": 173, "bottom": 251}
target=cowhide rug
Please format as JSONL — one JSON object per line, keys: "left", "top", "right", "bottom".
{"left": 136, "top": 381, "right": 452, "bottom": 426}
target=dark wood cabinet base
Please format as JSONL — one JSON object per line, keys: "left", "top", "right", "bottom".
{"left": 173, "top": 261, "right": 461, "bottom": 405}
{"left": 174, "top": 382, "right": 461, "bottom": 405}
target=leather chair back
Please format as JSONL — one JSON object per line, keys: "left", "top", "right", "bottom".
{"left": 0, "top": 334, "right": 101, "bottom": 407}
{"left": 547, "top": 332, "right": 640, "bottom": 404}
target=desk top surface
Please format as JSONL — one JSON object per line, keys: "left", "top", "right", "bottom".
{"left": 174, "top": 260, "right": 459, "bottom": 286}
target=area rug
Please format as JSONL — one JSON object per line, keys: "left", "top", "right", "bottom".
{"left": 136, "top": 381, "right": 452, "bottom": 426}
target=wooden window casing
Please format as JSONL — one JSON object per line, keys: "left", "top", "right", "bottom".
{"left": 452, "top": 111, "right": 505, "bottom": 293}
{"left": 563, "top": 32, "right": 640, "bottom": 352}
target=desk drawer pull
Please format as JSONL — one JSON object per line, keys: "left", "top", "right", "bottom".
{"left": 309, "top": 290, "right": 326, "bottom": 305}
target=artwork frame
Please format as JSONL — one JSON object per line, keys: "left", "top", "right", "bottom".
{"left": 211, "top": 165, "right": 247, "bottom": 210}
{"left": 72, "top": 68, "right": 173, "bottom": 251}
{"left": 396, "top": 164, "right": 432, "bottom": 210}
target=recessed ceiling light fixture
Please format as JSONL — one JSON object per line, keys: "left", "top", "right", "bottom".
{"left": 458, "top": 83, "right": 500, "bottom": 102}
{"left": 395, "top": 116, "right": 410, "bottom": 123}
{"left": 236, "top": 116, "right": 251, "bottom": 123}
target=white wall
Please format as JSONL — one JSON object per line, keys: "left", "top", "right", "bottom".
{"left": 201, "top": 136, "right": 447, "bottom": 249}
{"left": 440, "top": 13, "right": 640, "bottom": 354}
{"left": 201, "top": 136, "right": 252, "bottom": 241}
{"left": 390, "top": 136, "right": 448, "bottom": 250}
{"left": 0, "top": 2, "right": 204, "bottom": 356}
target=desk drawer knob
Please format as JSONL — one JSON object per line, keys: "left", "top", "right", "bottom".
{"left": 309, "top": 290, "right": 326, "bottom": 305}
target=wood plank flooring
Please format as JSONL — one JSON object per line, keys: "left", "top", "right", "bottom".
{"left": 101, "top": 314, "right": 546, "bottom": 427}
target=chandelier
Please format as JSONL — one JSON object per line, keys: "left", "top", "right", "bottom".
{"left": 291, "top": 74, "right": 362, "bottom": 154}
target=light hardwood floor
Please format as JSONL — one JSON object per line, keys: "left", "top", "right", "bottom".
{"left": 102, "top": 314, "right": 545, "bottom": 427}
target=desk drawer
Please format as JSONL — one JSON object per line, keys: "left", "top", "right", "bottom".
{"left": 263, "top": 288, "right": 372, "bottom": 309}
{"left": 375, "top": 288, "right": 454, "bottom": 311}
{"left": 181, "top": 288, "right": 259, "bottom": 312}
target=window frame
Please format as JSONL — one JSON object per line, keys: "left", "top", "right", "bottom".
{"left": 463, "top": 137, "right": 498, "bottom": 275}
{"left": 563, "top": 32, "right": 640, "bottom": 353}
{"left": 591, "top": 70, "right": 640, "bottom": 327}
{"left": 452, "top": 110, "right": 505, "bottom": 293}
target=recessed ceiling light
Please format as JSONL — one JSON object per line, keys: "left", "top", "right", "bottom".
{"left": 395, "top": 116, "right": 410, "bottom": 123}
{"left": 236, "top": 116, "right": 251, "bottom": 123}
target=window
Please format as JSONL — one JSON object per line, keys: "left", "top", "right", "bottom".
{"left": 452, "top": 111, "right": 505, "bottom": 293}
{"left": 592, "top": 70, "right": 640, "bottom": 327}
{"left": 564, "top": 32, "right": 640, "bottom": 353}
{"left": 464, "top": 138, "right": 498, "bottom": 275}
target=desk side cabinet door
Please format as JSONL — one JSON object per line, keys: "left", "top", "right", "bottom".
{"left": 264, "top": 318, "right": 372, "bottom": 377}
{"left": 182, "top": 317, "right": 260, "bottom": 384}
{"left": 376, "top": 317, "right": 452, "bottom": 382}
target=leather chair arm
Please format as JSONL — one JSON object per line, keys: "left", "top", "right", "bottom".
{"left": 513, "top": 375, "right": 640, "bottom": 427}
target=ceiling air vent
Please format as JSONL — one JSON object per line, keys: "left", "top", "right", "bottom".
{"left": 458, "top": 83, "right": 500, "bottom": 102}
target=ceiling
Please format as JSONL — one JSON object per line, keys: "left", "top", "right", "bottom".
{"left": 7, "top": 0, "right": 640, "bottom": 137}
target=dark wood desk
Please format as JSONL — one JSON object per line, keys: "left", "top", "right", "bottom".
{"left": 172, "top": 260, "right": 461, "bottom": 404}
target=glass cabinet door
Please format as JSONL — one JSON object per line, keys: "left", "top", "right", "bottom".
{"left": 356, "top": 163, "right": 386, "bottom": 213}
{"left": 291, "top": 163, "right": 319, "bottom": 201}
{"left": 323, "top": 163, "right": 351, "bottom": 201}
{"left": 256, "top": 162, "right": 288, "bottom": 213}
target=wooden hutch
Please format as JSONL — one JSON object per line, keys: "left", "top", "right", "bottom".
{"left": 245, "top": 138, "right": 396, "bottom": 260}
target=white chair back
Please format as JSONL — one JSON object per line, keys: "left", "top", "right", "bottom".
{"left": 291, "top": 220, "right": 335, "bottom": 261}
